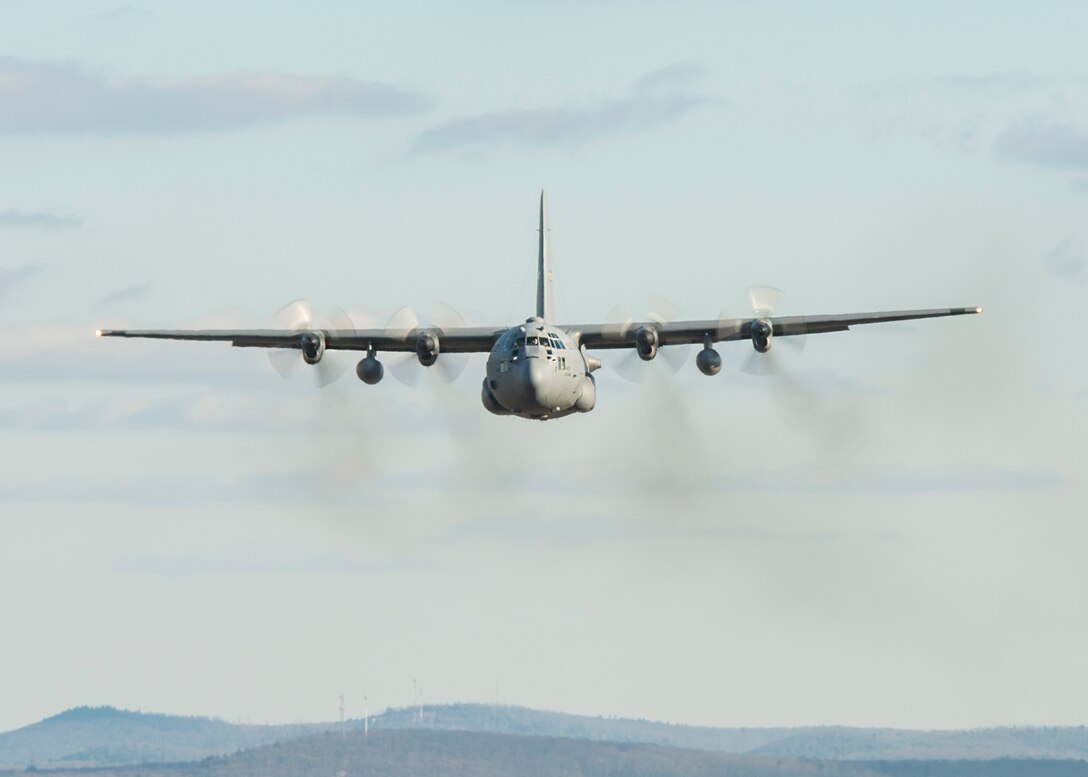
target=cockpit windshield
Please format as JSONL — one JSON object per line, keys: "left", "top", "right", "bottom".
{"left": 527, "top": 336, "right": 541, "bottom": 346}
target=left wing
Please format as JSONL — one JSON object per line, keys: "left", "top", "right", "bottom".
{"left": 569, "top": 306, "right": 983, "bottom": 349}
{"left": 96, "top": 325, "right": 503, "bottom": 353}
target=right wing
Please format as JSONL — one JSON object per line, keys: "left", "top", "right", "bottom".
{"left": 568, "top": 306, "right": 983, "bottom": 350}
{"left": 96, "top": 325, "right": 504, "bottom": 353}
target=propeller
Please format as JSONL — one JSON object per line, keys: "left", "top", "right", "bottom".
{"left": 267, "top": 299, "right": 356, "bottom": 388}
{"left": 747, "top": 285, "right": 783, "bottom": 318}
{"left": 384, "top": 305, "right": 422, "bottom": 386}
{"left": 604, "top": 295, "right": 691, "bottom": 382}
{"left": 383, "top": 303, "right": 471, "bottom": 386}
{"left": 430, "top": 301, "right": 471, "bottom": 383}
{"left": 735, "top": 286, "right": 806, "bottom": 376}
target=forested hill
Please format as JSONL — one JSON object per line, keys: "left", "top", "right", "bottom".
{"left": 371, "top": 704, "right": 1088, "bottom": 761}
{"left": 5, "top": 729, "right": 1088, "bottom": 777}
{"left": 0, "top": 706, "right": 328, "bottom": 769}
{"left": 4, "top": 704, "right": 1088, "bottom": 770}
{"left": 0, "top": 728, "right": 894, "bottom": 777}
{"left": 748, "top": 725, "right": 1088, "bottom": 761}
{"left": 371, "top": 703, "right": 783, "bottom": 751}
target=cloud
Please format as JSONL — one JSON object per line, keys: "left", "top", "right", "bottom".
{"left": 719, "top": 465, "right": 1065, "bottom": 495}
{"left": 0, "top": 209, "right": 81, "bottom": 230}
{"left": 865, "top": 71, "right": 1051, "bottom": 100}
{"left": 112, "top": 552, "right": 421, "bottom": 578}
{"left": 0, "top": 263, "right": 46, "bottom": 301}
{"left": 1042, "top": 239, "right": 1088, "bottom": 285}
{"left": 0, "top": 392, "right": 298, "bottom": 433}
{"left": 0, "top": 58, "right": 431, "bottom": 133}
{"left": 410, "top": 63, "right": 713, "bottom": 155}
{"left": 0, "top": 323, "right": 275, "bottom": 389}
{"left": 99, "top": 283, "right": 150, "bottom": 308}
{"left": 859, "top": 73, "right": 1088, "bottom": 165}
{"left": 0, "top": 470, "right": 313, "bottom": 505}
{"left": 84, "top": 5, "right": 155, "bottom": 25}
{"left": 575, "top": 462, "right": 1064, "bottom": 498}
{"left": 995, "top": 118, "right": 1088, "bottom": 170}
{"left": 632, "top": 61, "right": 707, "bottom": 94}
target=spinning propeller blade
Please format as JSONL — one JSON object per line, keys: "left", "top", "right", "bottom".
{"left": 738, "top": 286, "right": 805, "bottom": 377}
{"left": 266, "top": 299, "right": 355, "bottom": 388}
{"left": 606, "top": 297, "right": 688, "bottom": 382}
{"left": 384, "top": 303, "right": 471, "bottom": 386}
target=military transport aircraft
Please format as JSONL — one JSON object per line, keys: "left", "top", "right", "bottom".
{"left": 97, "top": 192, "right": 981, "bottom": 421}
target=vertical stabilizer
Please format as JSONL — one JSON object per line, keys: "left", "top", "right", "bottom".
{"left": 536, "top": 190, "right": 555, "bottom": 322}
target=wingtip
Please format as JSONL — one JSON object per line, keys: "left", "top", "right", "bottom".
{"left": 975, "top": 306, "right": 984, "bottom": 314}
{"left": 94, "top": 328, "right": 103, "bottom": 337}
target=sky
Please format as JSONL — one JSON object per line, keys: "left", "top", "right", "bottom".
{"left": 1, "top": 0, "right": 1087, "bottom": 733}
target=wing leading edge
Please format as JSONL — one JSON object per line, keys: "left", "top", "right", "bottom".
{"left": 95, "top": 326, "right": 504, "bottom": 353}
{"left": 570, "top": 306, "right": 983, "bottom": 350}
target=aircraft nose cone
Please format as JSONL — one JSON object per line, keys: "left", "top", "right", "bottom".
{"left": 523, "top": 360, "right": 546, "bottom": 395}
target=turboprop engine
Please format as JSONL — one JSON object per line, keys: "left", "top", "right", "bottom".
{"left": 415, "top": 331, "right": 439, "bottom": 366}
{"left": 635, "top": 325, "right": 659, "bottom": 361}
{"left": 750, "top": 319, "right": 772, "bottom": 353}
{"left": 300, "top": 331, "right": 325, "bottom": 364}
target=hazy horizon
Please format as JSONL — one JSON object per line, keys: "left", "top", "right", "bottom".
{"left": 7, "top": 700, "right": 1088, "bottom": 734}
{"left": 2, "top": 1, "right": 1086, "bottom": 734}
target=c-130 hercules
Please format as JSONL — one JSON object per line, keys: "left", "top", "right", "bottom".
{"left": 98, "top": 192, "right": 981, "bottom": 421}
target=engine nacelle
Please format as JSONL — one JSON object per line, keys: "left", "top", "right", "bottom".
{"left": 635, "top": 325, "right": 659, "bottom": 361}
{"left": 750, "top": 319, "right": 772, "bottom": 353}
{"left": 696, "top": 347, "right": 722, "bottom": 376}
{"left": 300, "top": 331, "right": 325, "bottom": 364}
{"left": 481, "top": 380, "right": 512, "bottom": 415}
{"left": 356, "top": 356, "right": 384, "bottom": 384}
{"left": 574, "top": 375, "right": 596, "bottom": 413}
{"left": 416, "top": 331, "right": 439, "bottom": 366}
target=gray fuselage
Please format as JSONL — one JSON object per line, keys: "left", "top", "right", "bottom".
{"left": 482, "top": 316, "right": 596, "bottom": 420}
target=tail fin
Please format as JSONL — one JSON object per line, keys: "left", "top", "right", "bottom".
{"left": 536, "top": 190, "right": 554, "bottom": 322}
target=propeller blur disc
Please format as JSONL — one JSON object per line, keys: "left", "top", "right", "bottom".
{"left": 266, "top": 299, "right": 356, "bottom": 388}
{"left": 747, "top": 286, "right": 783, "bottom": 317}
{"left": 647, "top": 294, "right": 690, "bottom": 372}
{"left": 384, "top": 304, "right": 471, "bottom": 386}
{"left": 740, "top": 286, "right": 804, "bottom": 376}
{"left": 604, "top": 297, "right": 688, "bottom": 381}
{"left": 430, "top": 302, "right": 470, "bottom": 383}
{"left": 384, "top": 306, "right": 422, "bottom": 386}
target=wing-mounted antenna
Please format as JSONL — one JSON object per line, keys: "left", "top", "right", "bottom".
{"left": 536, "top": 190, "right": 555, "bottom": 323}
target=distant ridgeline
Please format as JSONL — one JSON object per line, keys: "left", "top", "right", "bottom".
{"left": 2, "top": 703, "right": 1088, "bottom": 772}
{"left": 372, "top": 703, "right": 1088, "bottom": 761}
{"left": 0, "top": 706, "right": 328, "bottom": 770}
{"left": 3, "top": 728, "right": 1088, "bottom": 777}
